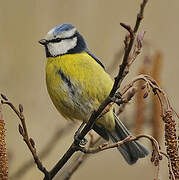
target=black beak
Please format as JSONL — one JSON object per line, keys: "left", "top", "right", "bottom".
{"left": 39, "top": 39, "right": 47, "bottom": 46}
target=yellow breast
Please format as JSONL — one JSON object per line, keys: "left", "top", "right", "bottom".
{"left": 45, "top": 52, "right": 114, "bottom": 128}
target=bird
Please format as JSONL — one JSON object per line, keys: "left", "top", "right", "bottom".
{"left": 39, "top": 23, "right": 149, "bottom": 165}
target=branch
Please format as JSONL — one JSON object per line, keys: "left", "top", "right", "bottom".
{"left": 110, "top": 0, "right": 148, "bottom": 97}
{"left": 10, "top": 124, "right": 74, "bottom": 180}
{"left": 134, "top": 0, "right": 148, "bottom": 33}
{"left": 62, "top": 132, "right": 101, "bottom": 180}
{"left": 0, "top": 96, "right": 50, "bottom": 179}
{"left": 80, "top": 135, "right": 157, "bottom": 154}
{"left": 117, "top": 87, "right": 137, "bottom": 115}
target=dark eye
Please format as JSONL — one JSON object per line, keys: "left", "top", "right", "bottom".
{"left": 48, "top": 38, "right": 62, "bottom": 43}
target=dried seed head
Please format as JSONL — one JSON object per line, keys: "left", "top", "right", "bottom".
{"left": 153, "top": 88, "right": 157, "bottom": 95}
{"left": 151, "top": 150, "right": 154, "bottom": 157}
{"left": 143, "top": 92, "right": 149, "bottom": 98}
{"left": 19, "top": 104, "right": 23, "bottom": 113}
{"left": 0, "top": 94, "right": 8, "bottom": 101}
{"left": 0, "top": 110, "right": 8, "bottom": 179}
{"left": 151, "top": 79, "right": 157, "bottom": 85}
{"left": 29, "top": 138, "right": 35, "bottom": 148}
{"left": 159, "top": 155, "right": 163, "bottom": 160}
{"left": 131, "top": 87, "right": 138, "bottom": 94}
{"left": 125, "top": 33, "right": 130, "bottom": 40}
{"left": 18, "top": 124, "right": 24, "bottom": 136}
{"left": 151, "top": 156, "right": 155, "bottom": 162}
{"left": 141, "top": 84, "right": 146, "bottom": 90}
{"left": 136, "top": 30, "right": 145, "bottom": 49}
{"left": 154, "top": 159, "right": 159, "bottom": 166}
{"left": 126, "top": 88, "right": 137, "bottom": 101}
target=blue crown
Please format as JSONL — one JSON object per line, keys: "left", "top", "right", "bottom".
{"left": 53, "top": 23, "right": 74, "bottom": 36}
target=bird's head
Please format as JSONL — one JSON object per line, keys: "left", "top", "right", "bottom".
{"left": 39, "top": 23, "right": 87, "bottom": 57}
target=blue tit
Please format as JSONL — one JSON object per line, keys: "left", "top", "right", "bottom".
{"left": 39, "top": 23, "right": 149, "bottom": 165}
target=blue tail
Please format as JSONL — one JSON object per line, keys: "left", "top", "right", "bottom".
{"left": 108, "top": 113, "right": 149, "bottom": 165}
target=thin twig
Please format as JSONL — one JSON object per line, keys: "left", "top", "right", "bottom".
{"left": 10, "top": 124, "right": 74, "bottom": 180}
{"left": 134, "top": 0, "right": 148, "bottom": 33}
{"left": 1, "top": 99, "right": 50, "bottom": 179}
{"left": 79, "top": 135, "right": 157, "bottom": 154}
{"left": 110, "top": 0, "right": 148, "bottom": 97}
{"left": 62, "top": 132, "right": 102, "bottom": 180}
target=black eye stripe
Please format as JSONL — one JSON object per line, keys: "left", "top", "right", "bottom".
{"left": 48, "top": 38, "right": 62, "bottom": 43}
{"left": 47, "top": 33, "right": 76, "bottom": 44}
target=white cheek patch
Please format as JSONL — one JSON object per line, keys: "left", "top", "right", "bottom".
{"left": 47, "top": 37, "right": 77, "bottom": 56}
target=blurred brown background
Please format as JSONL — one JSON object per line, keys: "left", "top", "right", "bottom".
{"left": 0, "top": 0, "right": 179, "bottom": 179}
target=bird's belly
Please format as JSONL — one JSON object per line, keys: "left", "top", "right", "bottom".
{"left": 46, "top": 78, "right": 94, "bottom": 121}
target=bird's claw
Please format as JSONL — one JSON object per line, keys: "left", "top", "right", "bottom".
{"left": 74, "top": 122, "right": 88, "bottom": 145}
{"left": 74, "top": 134, "right": 88, "bottom": 146}
{"left": 115, "top": 92, "right": 122, "bottom": 99}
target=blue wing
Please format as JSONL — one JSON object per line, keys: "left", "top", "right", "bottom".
{"left": 85, "top": 49, "right": 105, "bottom": 69}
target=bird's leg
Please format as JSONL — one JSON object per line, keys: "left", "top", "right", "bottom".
{"left": 74, "top": 122, "right": 88, "bottom": 145}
